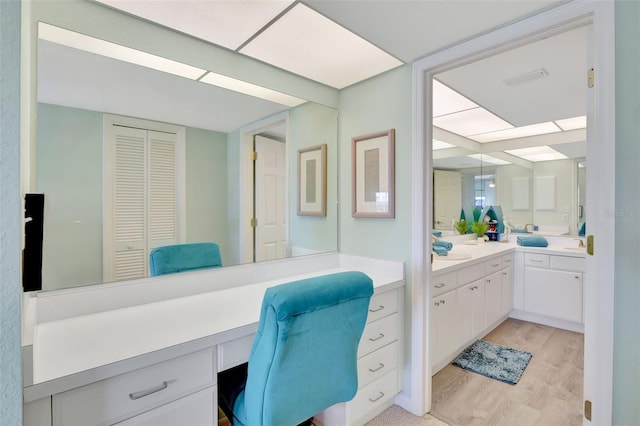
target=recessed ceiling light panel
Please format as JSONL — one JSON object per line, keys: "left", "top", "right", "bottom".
{"left": 432, "top": 139, "right": 455, "bottom": 150}
{"left": 467, "top": 154, "right": 511, "bottom": 165}
{"left": 239, "top": 4, "right": 403, "bottom": 89}
{"left": 554, "top": 115, "right": 587, "bottom": 131}
{"left": 432, "top": 80, "right": 477, "bottom": 118}
{"left": 505, "top": 145, "right": 568, "bottom": 162}
{"left": 433, "top": 107, "right": 513, "bottom": 137}
{"left": 200, "top": 72, "right": 305, "bottom": 107}
{"left": 470, "top": 121, "right": 561, "bottom": 143}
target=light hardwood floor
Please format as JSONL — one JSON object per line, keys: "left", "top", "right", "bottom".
{"left": 430, "top": 319, "right": 584, "bottom": 426}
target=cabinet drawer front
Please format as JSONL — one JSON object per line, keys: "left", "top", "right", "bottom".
{"left": 347, "top": 370, "right": 398, "bottom": 424}
{"left": 357, "top": 342, "right": 398, "bottom": 389}
{"left": 367, "top": 290, "right": 399, "bottom": 323}
{"left": 550, "top": 255, "right": 585, "bottom": 273}
{"left": 358, "top": 314, "right": 398, "bottom": 358}
{"left": 218, "top": 334, "right": 254, "bottom": 371}
{"left": 456, "top": 263, "right": 485, "bottom": 285}
{"left": 432, "top": 272, "right": 456, "bottom": 297}
{"left": 53, "top": 349, "right": 215, "bottom": 426}
{"left": 502, "top": 254, "right": 513, "bottom": 267}
{"left": 485, "top": 258, "right": 503, "bottom": 274}
{"left": 524, "top": 253, "right": 549, "bottom": 268}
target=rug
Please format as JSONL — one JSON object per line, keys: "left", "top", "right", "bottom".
{"left": 452, "top": 340, "right": 532, "bottom": 385}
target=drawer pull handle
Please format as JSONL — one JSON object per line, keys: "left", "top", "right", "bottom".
{"left": 369, "top": 305, "right": 385, "bottom": 313}
{"left": 491, "top": 263, "right": 500, "bottom": 267}
{"left": 504, "top": 259, "right": 511, "bottom": 263}
{"left": 435, "top": 283, "right": 445, "bottom": 288}
{"left": 369, "top": 392, "right": 385, "bottom": 402}
{"left": 129, "top": 381, "right": 168, "bottom": 400}
{"left": 369, "top": 333, "right": 385, "bottom": 342}
{"left": 368, "top": 363, "right": 385, "bottom": 372}
{"left": 531, "top": 259, "right": 543, "bottom": 263}
{"left": 440, "top": 299, "right": 445, "bottom": 304}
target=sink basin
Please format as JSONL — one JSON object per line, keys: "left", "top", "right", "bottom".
{"left": 434, "top": 252, "right": 472, "bottom": 261}
{"left": 562, "top": 247, "right": 586, "bottom": 251}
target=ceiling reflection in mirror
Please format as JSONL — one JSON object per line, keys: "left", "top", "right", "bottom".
{"left": 34, "top": 25, "right": 338, "bottom": 292}
{"left": 432, "top": 25, "right": 588, "bottom": 237}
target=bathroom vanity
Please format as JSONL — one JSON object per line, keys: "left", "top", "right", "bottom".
{"left": 22, "top": 253, "right": 405, "bottom": 426}
{"left": 431, "top": 239, "right": 586, "bottom": 373}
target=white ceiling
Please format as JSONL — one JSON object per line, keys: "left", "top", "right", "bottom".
{"left": 40, "top": 0, "right": 588, "bottom": 147}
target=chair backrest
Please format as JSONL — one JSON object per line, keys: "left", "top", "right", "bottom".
{"left": 149, "top": 242, "right": 222, "bottom": 276}
{"left": 241, "top": 271, "right": 374, "bottom": 426}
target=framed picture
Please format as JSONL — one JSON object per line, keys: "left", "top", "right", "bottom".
{"left": 297, "top": 144, "right": 327, "bottom": 216}
{"left": 352, "top": 129, "right": 395, "bottom": 218}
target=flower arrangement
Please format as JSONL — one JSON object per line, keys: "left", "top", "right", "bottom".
{"left": 455, "top": 219, "right": 469, "bottom": 235}
{"left": 472, "top": 220, "right": 488, "bottom": 237}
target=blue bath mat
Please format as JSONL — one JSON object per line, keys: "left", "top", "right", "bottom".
{"left": 452, "top": 340, "right": 532, "bottom": 385}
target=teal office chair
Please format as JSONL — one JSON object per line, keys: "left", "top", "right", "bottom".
{"left": 218, "top": 271, "right": 374, "bottom": 426}
{"left": 149, "top": 242, "right": 223, "bottom": 276}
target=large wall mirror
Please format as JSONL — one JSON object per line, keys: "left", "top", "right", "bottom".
{"left": 432, "top": 25, "right": 588, "bottom": 237}
{"left": 27, "top": 2, "right": 339, "bottom": 292}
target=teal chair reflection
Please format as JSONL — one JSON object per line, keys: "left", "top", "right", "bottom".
{"left": 149, "top": 242, "right": 223, "bottom": 276}
{"left": 218, "top": 271, "right": 374, "bottom": 426}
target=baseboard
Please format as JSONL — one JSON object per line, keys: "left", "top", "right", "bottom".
{"left": 509, "top": 310, "right": 584, "bottom": 333}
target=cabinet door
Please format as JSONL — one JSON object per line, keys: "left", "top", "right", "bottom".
{"left": 115, "top": 387, "right": 216, "bottom": 426}
{"left": 456, "top": 282, "right": 474, "bottom": 345}
{"left": 501, "top": 266, "right": 514, "bottom": 316}
{"left": 470, "top": 279, "right": 486, "bottom": 337}
{"left": 524, "top": 268, "right": 583, "bottom": 323}
{"left": 430, "top": 291, "right": 457, "bottom": 367}
{"left": 485, "top": 271, "right": 502, "bottom": 327}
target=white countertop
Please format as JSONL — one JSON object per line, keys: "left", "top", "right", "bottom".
{"left": 432, "top": 239, "right": 586, "bottom": 274}
{"left": 29, "top": 266, "right": 403, "bottom": 395}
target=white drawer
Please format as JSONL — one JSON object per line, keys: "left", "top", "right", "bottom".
{"left": 550, "top": 255, "right": 585, "bottom": 273}
{"left": 347, "top": 370, "right": 398, "bottom": 425}
{"left": 485, "top": 258, "right": 503, "bottom": 274}
{"left": 502, "top": 254, "right": 513, "bottom": 267}
{"left": 367, "top": 289, "right": 399, "bottom": 323}
{"left": 524, "top": 253, "right": 549, "bottom": 268}
{"left": 357, "top": 342, "right": 398, "bottom": 389}
{"left": 53, "top": 349, "right": 215, "bottom": 426}
{"left": 432, "top": 271, "right": 456, "bottom": 297}
{"left": 218, "top": 334, "right": 254, "bottom": 371}
{"left": 358, "top": 313, "right": 398, "bottom": 358}
{"left": 456, "top": 262, "right": 485, "bottom": 285}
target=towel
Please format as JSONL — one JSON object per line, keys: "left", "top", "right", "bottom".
{"left": 432, "top": 231, "right": 442, "bottom": 237}
{"left": 579, "top": 222, "right": 586, "bottom": 237}
{"left": 516, "top": 236, "right": 548, "bottom": 247}
{"left": 433, "top": 241, "right": 453, "bottom": 251}
{"left": 432, "top": 245, "right": 448, "bottom": 256}
{"left": 511, "top": 228, "right": 532, "bottom": 234}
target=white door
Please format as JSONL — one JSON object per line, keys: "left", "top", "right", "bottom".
{"left": 254, "top": 135, "right": 287, "bottom": 262}
{"left": 434, "top": 170, "right": 461, "bottom": 230}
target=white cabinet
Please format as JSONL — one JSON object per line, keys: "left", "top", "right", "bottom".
{"left": 115, "top": 387, "right": 216, "bottom": 426}
{"left": 431, "top": 254, "right": 513, "bottom": 373}
{"left": 52, "top": 349, "right": 216, "bottom": 426}
{"left": 522, "top": 252, "right": 584, "bottom": 325}
{"left": 524, "top": 268, "right": 583, "bottom": 323}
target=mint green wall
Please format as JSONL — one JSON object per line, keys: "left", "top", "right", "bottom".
{"left": 185, "top": 127, "right": 230, "bottom": 263}
{"left": 225, "top": 129, "right": 242, "bottom": 266}
{"left": 613, "top": 1, "right": 640, "bottom": 424}
{"left": 338, "top": 65, "right": 413, "bottom": 263}
{"left": 37, "top": 103, "right": 103, "bottom": 290}
{"left": 0, "top": 0, "right": 23, "bottom": 424}
{"left": 288, "top": 103, "right": 338, "bottom": 253}
{"left": 37, "top": 103, "right": 230, "bottom": 289}
{"left": 337, "top": 65, "right": 413, "bottom": 394}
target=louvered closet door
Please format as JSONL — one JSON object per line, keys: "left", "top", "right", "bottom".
{"left": 106, "top": 126, "right": 178, "bottom": 282}
{"left": 147, "top": 130, "right": 178, "bottom": 253}
{"left": 112, "top": 126, "right": 148, "bottom": 281}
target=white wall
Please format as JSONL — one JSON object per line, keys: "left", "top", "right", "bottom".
{"left": 532, "top": 159, "right": 576, "bottom": 233}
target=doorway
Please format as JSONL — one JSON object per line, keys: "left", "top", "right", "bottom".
{"left": 408, "top": 2, "right": 615, "bottom": 423}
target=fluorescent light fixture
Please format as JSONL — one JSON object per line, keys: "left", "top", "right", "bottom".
{"left": 95, "top": 0, "right": 294, "bottom": 50}
{"left": 199, "top": 72, "right": 305, "bottom": 107}
{"left": 432, "top": 139, "right": 455, "bottom": 150}
{"left": 239, "top": 3, "right": 403, "bottom": 89}
{"left": 433, "top": 107, "right": 513, "bottom": 137}
{"left": 505, "top": 146, "right": 568, "bottom": 162}
{"left": 503, "top": 68, "right": 548, "bottom": 86}
{"left": 38, "top": 23, "right": 206, "bottom": 80}
{"left": 469, "top": 121, "right": 561, "bottom": 143}
{"left": 432, "top": 79, "right": 478, "bottom": 118}
{"left": 554, "top": 115, "right": 587, "bottom": 131}
{"left": 466, "top": 154, "right": 511, "bottom": 165}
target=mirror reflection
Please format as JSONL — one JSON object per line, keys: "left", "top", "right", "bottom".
{"left": 432, "top": 25, "right": 588, "bottom": 237}
{"left": 33, "top": 26, "right": 338, "bottom": 291}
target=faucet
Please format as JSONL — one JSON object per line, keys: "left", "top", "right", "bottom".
{"left": 524, "top": 223, "right": 535, "bottom": 232}
{"left": 575, "top": 238, "right": 585, "bottom": 248}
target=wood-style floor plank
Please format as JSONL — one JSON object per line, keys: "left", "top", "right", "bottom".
{"left": 430, "top": 319, "right": 584, "bottom": 426}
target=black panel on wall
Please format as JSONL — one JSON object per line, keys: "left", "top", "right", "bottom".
{"left": 23, "top": 193, "right": 44, "bottom": 292}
